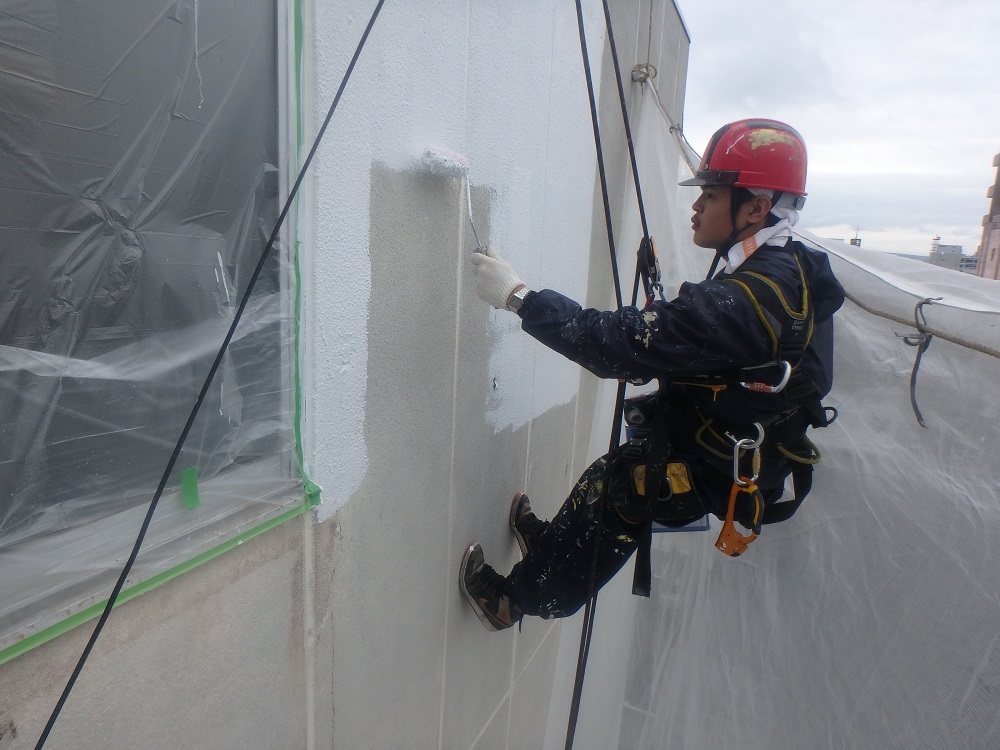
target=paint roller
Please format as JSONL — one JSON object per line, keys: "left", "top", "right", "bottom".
{"left": 421, "top": 146, "right": 484, "bottom": 252}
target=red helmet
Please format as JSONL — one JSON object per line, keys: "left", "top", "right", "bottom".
{"left": 680, "top": 119, "right": 807, "bottom": 208}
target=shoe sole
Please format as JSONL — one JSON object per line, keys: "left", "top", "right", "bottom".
{"left": 458, "top": 543, "right": 501, "bottom": 632}
{"left": 508, "top": 492, "right": 529, "bottom": 558}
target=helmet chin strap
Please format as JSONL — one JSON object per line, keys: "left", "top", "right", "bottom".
{"left": 706, "top": 251, "right": 724, "bottom": 280}
{"left": 711, "top": 197, "right": 753, "bottom": 267}
{"left": 705, "top": 190, "right": 752, "bottom": 278}
{"left": 706, "top": 221, "right": 750, "bottom": 279}
{"left": 718, "top": 221, "right": 753, "bottom": 253}
{"left": 707, "top": 206, "right": 783, "bottom": 279}
{"left": 719, "top": 187, "right": 756, "bottom": 251}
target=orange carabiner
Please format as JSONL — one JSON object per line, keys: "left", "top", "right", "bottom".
{"left": 715, "top": 480, "right": 763, "bottom": 557}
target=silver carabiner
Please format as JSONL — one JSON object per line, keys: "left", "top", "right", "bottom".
{"left": 726, "top": 423, "right": 764, "bottom": 487}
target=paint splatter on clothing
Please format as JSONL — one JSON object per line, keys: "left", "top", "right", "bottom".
{"left": 505, "top": 449, "right": 642, "bottom": 619}
{"left": 517, "top": 240, "right": 844, "bottom": 423}
{"left": 498, "top": 241, "right": 845, "bottom": 617}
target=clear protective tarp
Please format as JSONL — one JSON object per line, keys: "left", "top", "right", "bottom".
{"left": 608, "top": 86, "right": 1000, "bottom": 748}
{"left": 0, "top": 0, "right": 304, "bottom": 652}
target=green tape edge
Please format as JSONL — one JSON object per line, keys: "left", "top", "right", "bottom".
{"left": 0, "top": 1, "right": 319, "bottom": 669}
{"left": 0, "top": 499, "right": 312, "bottom": 667}
{"left": 291, "top": 0, "right": 320, "bottom": 508}
{"left": 181, "top": 466, "right": 201, "bottom": 510}
{"left": 294, "top": 0, "right": 305, "bottom": 149}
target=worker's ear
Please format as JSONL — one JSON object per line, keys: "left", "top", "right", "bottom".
{"left": 739, "top": 194, "right": 773, "bottom": 225}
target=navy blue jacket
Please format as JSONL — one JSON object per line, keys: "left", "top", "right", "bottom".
{"left": 517, "top": 239, "right": 845, "bottom": 427}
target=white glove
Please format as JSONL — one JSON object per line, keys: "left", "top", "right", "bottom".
{"left": 470, "top": 247, "right": 525, "bottom": 311}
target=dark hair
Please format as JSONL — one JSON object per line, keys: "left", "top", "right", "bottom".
{"left": 731, "top": 187, "right": 780, "bottom": 227}
{"left": 731, "top": 186, "right": 755, "bottom": 207}
{"left": 730, "top": 187, "right": 754, "bottom": 226}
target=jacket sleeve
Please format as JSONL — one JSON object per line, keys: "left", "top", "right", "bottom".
{"left": 517, "top": 282, "right": 774, "bottom": 382}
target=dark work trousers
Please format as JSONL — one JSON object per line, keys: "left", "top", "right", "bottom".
{"left": 504, "top": 451, "right": 644, "bottom": 619}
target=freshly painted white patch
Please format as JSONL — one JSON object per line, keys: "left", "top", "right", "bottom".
{"left": 310, "top": 2, "right": 467, "bottom": 518}
{"left": 309, "top": 2, "right": 608, "bottom": 512}
{"left": 471, "top": 5, "right": 606, "bottom": 432}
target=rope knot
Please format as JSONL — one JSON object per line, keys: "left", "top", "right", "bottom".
{"left": 895, "top": 297, "right": 942, "bottom": 428}
{"left": 631, "top": 63, "right": 656, "bottom": 83}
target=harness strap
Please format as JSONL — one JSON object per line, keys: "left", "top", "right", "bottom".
{"left": 632, "top": 385, "right": 672, "bottom": 597}
{"left": 706, "top": 246, "right": 832, "bottom": 524}
{"left": 762, "top": 463, "right": 813, "bottom": 525}
{"left": 681, "top": 246, "right": 816, "bottom": 397}
{"left": 724, "top": 255, "right": 813, "bottom": 363}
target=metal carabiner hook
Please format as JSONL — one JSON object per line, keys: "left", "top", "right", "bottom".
{"left": 739, "top": 361, "right": 792, "bottom": 394}
{"left": 726, "top": 423, "right": 764, "bottom": 487}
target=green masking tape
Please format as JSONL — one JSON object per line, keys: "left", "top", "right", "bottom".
{"left": 181, "top": 466, "right": 201, "bottom": 510}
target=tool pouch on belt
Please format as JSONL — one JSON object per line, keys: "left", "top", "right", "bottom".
{"left": 608, "top": 452, "right": 705, "bottom": 528}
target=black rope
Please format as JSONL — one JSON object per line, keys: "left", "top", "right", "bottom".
{"left": 601, "top": 0, "right": 662, "bottom": 310}
{"left": 573, "top": 0, "right": 623, "bottom": 312}
{"left": 565, "top": 2, "right": 652, "bottom": 748}
{"left": 565, "top": 0, "right": 625, "bottom": 750}
{"left": 599, "top": 0, "right": 652, "bottom": 311}
{"left": 897, "top": 297, "right": 941, "bottom": 429}
{"left": 601, "top": 0, "right": 650, "bottom": 245}
{"left": 564, "top": 2, "right": 619, "bottom": 746}
{"left": 31, "top": 3, "right": 386, "bottom": 747}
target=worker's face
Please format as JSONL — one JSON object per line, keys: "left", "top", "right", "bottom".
{"left": 690, "top": 186, "right": 734, "bottom": 249}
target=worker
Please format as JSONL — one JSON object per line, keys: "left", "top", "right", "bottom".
{"left": 459, "top": 119, "right": 845, "bottom": 631}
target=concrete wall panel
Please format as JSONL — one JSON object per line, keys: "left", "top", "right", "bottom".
{"left": 0, "top": 521, "right": 308, "bottom": 750}
{"left": 0, "top": 3, "right": 691, "bottom": 749}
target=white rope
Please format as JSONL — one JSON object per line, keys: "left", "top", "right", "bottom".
{"left": 632, "top": 64, "right": 701, "bottom": 174}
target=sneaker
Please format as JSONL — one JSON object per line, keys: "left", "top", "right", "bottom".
{"left": 458, "top": 543, "right": 521, "bottom": 631}
{"left": 509, "top": 492, "right": 547, "bottom": 558}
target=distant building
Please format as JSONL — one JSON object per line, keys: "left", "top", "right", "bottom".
{"left": 928, "top": 236, "right": 978, "bottom": 274}
{"left": 960, "top": 255, "right": 979, "bottom": 274}
{"left": 977, "top": 151, "right": 1000, "bottom": 280}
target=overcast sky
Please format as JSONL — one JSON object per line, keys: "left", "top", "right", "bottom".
{"left": 675, "top": 0, "right": 999, "bottom": 256}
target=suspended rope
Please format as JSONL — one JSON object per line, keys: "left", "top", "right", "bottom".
{"left": 565, "top": 2, "right": 655, "bottom": 748}
{"left": 564, "top": 2, "right": 621, "bottom": 742}
{"left": 843, "top": 289, "right": 1000, "bottom": 361}
{"left": 603, "top": 3, "right": 649, "bottom": 242}
{"left": 571, "top": 2, "right": 623, "bottom": 312}
{"left": 897, "top": 297, "right": 940, "bottom": 428}
{"left": 841, "top": 289, "right": 1000, "bottom": 429}
{"left": 631, "top": 63, "right": 701, "bottom": 175}
{"left": 598, "top": 0, "right": 662, "bottom": 308}
{"left": 30, "top": 3, "right": 387, "bottom": 748}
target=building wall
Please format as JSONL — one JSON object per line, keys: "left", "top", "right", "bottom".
{"left": 0, "top": 2, "right": 690, "bottom": 749}
{"left": 977, "top": 152, "right": 1000, "bottom": 279}
{"left": 980, "top": 226, "right": 1000, "bottom": 279}
{"left": 311, "top": 2, "right": 690, "bottom": 748}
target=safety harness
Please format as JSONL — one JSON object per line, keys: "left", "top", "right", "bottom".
{"left": 710, "top": 245, "right": 836, "bottom": 521}
{"left": 625, "top": 243, "right": 835, "bottom": 596}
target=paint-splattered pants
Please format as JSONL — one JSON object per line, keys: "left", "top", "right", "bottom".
{"left": 504, "top": 451, "right": 643, "bottom": 620}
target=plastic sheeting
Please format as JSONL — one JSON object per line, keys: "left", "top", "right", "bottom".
{"left": 0, "top": 1, "right": 304, "bottom": 651}
{"left": 606, "top": 88, "right": 1000, "bottom": 748}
